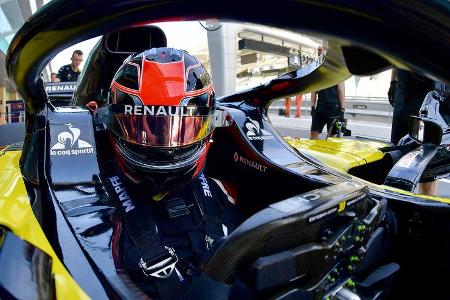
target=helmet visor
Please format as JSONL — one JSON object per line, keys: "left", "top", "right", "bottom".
{"left": 105, "top": 104, "right": 214, "bottom": 147}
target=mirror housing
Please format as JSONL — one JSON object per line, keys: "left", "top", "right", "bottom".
{"left": 105, "top": 25, "right": 167, "bottom": 54}
{"left": 409, "top": 116, "right": 443, "bottom": 145}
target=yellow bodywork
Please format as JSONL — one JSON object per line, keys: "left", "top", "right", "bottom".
{"left": 0, "top": 150, "right": 89, "bottom": 299}
{"left": 286, "top": 137, "right": 450, "bottom": 203}
{"left": 285, "top": 137, "right": 387, "bottom": 172}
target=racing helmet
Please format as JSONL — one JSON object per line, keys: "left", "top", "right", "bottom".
{"left": 106, "top": 48, "right": 219, "bottom": 195}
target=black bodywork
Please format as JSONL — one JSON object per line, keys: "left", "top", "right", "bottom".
{"left": 15, "top": 91, "right": 450, "bottom": 300}
{"left": 4, "top": 0, "right": 450, "bottom": 299}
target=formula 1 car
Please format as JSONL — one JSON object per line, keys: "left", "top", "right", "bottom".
{"left": 1, "top": 0, "right": 450, "bottom": 299}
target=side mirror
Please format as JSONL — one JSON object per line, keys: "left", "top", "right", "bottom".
{"left": 105, "top": 25, "right": 167, "bottom": 54}
{"left": 409, "top": 116, "right": 443, "bottom": 145}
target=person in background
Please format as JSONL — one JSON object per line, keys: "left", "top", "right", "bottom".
{"left": 310, "top": 83, "right": 346, "bottom": 139}
{"left": 284, "top": 97, "right": 291, "bottom": 117}
{"left": 294, "top": 94, "right": 303, "bottom": 118}
{"left": 50, "top": 72, "right": 59, "bottom": 82}
{"left": 389, "top": 68, "right": 440, "bottom": 196}
{"left": 56, "top": 50, "right": 83, "bottom": 82}
{"left": 284, "top": 95, "right": 303, "bottom": 118}
{"left": 389, "top": 67, "right": 435, "bottom": 145}
{"left": 310, "top": 46, "right": 346, "bottom": 139}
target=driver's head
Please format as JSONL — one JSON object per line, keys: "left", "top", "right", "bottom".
{"left": 106, "top": 48, "right": 216, "bottom": 196}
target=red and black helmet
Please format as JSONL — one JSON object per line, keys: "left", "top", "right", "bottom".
{"left": 105, "top": 47, "right": 216, "bottom": 194}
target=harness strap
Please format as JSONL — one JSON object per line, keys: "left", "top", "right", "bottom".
{"left": 191, "top": 176, "right": 226, "bottom": 249}
{"left": 104, "top": 171, "right": 185, "bottom": 300}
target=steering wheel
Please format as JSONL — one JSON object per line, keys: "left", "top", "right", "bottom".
{"left": 189, "top": 182, "right": 386, "bottom": 299}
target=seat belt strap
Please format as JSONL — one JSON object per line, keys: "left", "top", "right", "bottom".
{"left": 104, "top": 171, "right": 184, "bottom": 299}
{"left": 192, "top": 175, "right": 225, "bottom": 249}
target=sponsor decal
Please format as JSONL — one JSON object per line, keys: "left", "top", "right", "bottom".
{"left": 244, "top": 117, "right": 274, "bottom": 140}
{"left": 308, "top": 207, "right": 338, "bottom": 223}
{"left": 270, "top": 196, "right": 312, "bottom": 213}
{"left": 233, "top": 152, "right": 267, "bottom": 173}
{"left": 199, "top": 174, "right": 212, "bottom": 197}
{"left": 109, "top": 176, "right": 135, "bottom": 213}
{"left": 346, "top": 194, "right": 366, "bottom": 206}
{"left": 397, "top": 150, "right": 420, "bottom": 168}
{"left": 307, "top": 194, "right": 364, "bottom": 224}
{"left": 50, "top": 123, "right": 94, "bottom": 156}
{"left": 45, "top": 84, "right": 77, "bottom": 93}
{"left": 272, "top": 187, "right": 366, "bottom": 215}
{"left": 301, "top": 182, "right": 360, "bottom": 201}
{"left": 337, "top": 201, "right": 347, "bottom": 212}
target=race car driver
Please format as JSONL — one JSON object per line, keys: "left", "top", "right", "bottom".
{"left": 97, "top": 48, "right": 241, "bottom": 299}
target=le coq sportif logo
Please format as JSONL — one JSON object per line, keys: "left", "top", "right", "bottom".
{"left": 245, "top": 117, "right": 274, "bottom": 140}
{"left": 50, "top": 123, "right": 94, "bottom": 156}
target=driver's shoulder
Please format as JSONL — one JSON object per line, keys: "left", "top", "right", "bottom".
{"left": 194, "top": 174, "right": 237, "bottom": 205}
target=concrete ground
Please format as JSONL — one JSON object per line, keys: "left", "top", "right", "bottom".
{"left": 0, "top": 122, "right": 25, "bottom": 146}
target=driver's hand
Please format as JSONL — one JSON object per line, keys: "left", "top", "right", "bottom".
{"left": 388, "top": 81, "right": 397, "bottom": 107}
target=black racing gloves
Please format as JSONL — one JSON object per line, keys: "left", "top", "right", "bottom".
{"left": 338, "top": 109, "right": 345, "bottom": 122}
{"left": 388, "top": 80, "right": 397, "bottom": 107}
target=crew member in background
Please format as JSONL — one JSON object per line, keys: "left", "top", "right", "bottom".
{"left": 284, "top": 95, "right": 303, "bottom": 118}
{"left": 284, "top": 97, "right": 291, "bottom": 117}
{"left": 56, "top": 50, "right": 83, "bottom": 82}
{"left": 389, "top": 67, "right": 435, "bottom": 145}
{"left": 50, "top": 72, "right": 59, "bottom": 82}
{"left": 310, "top": 46, "right": 346, "bottom": 139}
{"left": 310, "top": 83, "right": 346, "bottom": 139}
{"left": 389, "top": 68, "right": 442, "bottom": 196}
{"left": 295, "top": 94, "right": 303, "bottom": 118}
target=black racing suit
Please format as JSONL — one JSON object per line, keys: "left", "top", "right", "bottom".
{"left": 391, "top": 69, "right": 435, "bottom": 144}
{"left": 311, "top": 85, "right": 341, "bottom": 133}
{"left": 105, "top": 169, "right": 242, "bottom": 299}
{"left": 56, "top": 64, "right": 81, "bottom": 82}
